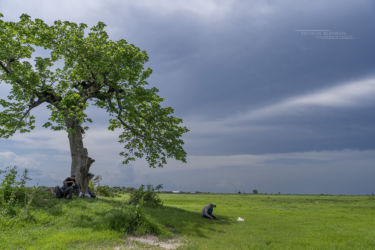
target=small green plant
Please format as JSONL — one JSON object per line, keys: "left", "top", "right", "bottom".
{"left": 0, "top": 166, "right": 32, "bottom": 216}
{"left": 88, "top": 175, "right": 102, "bottom": 191}
{"left": 89, "top": 175, "right": 116, "bottom": 197}
{"left": 128, "top": 184, "right": 163, "bottom": 207}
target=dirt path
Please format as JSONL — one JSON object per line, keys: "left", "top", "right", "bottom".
{"left": 115, "top": 235, "right": 182, "bottom": 249}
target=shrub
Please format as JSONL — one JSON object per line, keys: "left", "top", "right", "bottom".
{"left": 96, "top": 185, "right": 116, "bottom": 197}
{"left": 0, "top": 166, "right": 32, "bottom": 216}
{"left": 107, "top": 204, "right": 161, "bottom": 235}
{"left": 129, "top": 184, "right": 163, "bottom": 207}
{"left": 0, "top": 166, "right": 31, "bottom": 204}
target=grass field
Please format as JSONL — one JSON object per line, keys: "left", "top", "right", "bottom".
{"left": 1, "top": 191, "right": 375, "bottom": 249}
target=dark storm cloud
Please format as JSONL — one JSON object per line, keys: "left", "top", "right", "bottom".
{"left": 85, "top": 0, "right": 375, "bottom": 159}
{"left": 185, "top": 104, "right": 375, "bottom": 156}
{"left": 106, "top": 0, "right": 375, "bottom": 119}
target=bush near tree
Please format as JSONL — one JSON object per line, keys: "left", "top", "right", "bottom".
{"left": 129, "top": 184, "right": 163, "bottom": 207}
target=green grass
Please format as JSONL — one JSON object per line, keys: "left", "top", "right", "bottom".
{"left": 1, "top": 191, "right": 375, "bottom": 249}
{"left": 158, "top": 194, "right": 375, "bottom": 249}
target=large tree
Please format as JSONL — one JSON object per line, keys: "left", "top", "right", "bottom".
{"left": 0, "top": 14, "right": 188, "bottom": 194}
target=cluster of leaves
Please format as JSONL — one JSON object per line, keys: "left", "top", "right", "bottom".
{"left": 0, "top": 13, "right": 188, "bottom": 168}
{"left": 0, "top": 166, "right": 33, "bottom": 216}
{"left": 129, "top": 184, "right": 163, "bottom": 207}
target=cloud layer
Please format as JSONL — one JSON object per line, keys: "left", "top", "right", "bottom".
{"left": 0, "top": 0, "right": 374, "bottom": 194}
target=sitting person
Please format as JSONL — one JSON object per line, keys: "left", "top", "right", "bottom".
{"left": 61, "top": 175, "right": 77, "bottom": 199}
{"left": 201, "top": 203, "right": 217, "bottom": 219}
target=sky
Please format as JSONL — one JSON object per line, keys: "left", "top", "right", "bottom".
{"left": 0, "top": 0, "right": 374, "bottom": 194}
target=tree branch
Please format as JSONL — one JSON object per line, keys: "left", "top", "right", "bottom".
{"left": 13, "top": 97, "right": 45, "bottom": 130}
{"left": 20, "top": 97, "right": 45, "bottom": 121}
{"left": 106, "top": 98, "right": 145, "bottom": 139}
{"left": 0, "top": 61, "right": 11, "bottom": 74}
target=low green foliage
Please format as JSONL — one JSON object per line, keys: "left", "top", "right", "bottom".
{"left": 96, "top": 185, "right": 116, "bottom": 197}
{"left": 88, "top": 175, "right": 124, "bottom": 197}
{"left": 106, "top": 204, "right": 161, "bottom": 235}
{"left": 0, "top": 166, "right": 33, "bottom": 216}
{"left": 128, "top": 184, "right": 163, "bottom": 207}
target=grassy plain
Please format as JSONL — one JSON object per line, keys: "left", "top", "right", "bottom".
{"left": 1, "top": 192, "right": 374, "bottom": 249}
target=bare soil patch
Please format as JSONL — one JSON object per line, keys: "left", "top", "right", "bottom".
{"left": 115, "top": 235, "right": 182, "bottom": 249}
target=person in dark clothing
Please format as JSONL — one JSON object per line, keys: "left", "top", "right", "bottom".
{"left": 62, "top": 175, "right": 77, "bottom": 199}
{"left": 202, "top": 203, "right": 217, "bottom": 219}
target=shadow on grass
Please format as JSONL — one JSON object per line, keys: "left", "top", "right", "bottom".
{"left": 98, "top": 196, "right": 233, "bottom": 237}
{"left": 28, "top": 191, "right": 232, "bottom": 239}
{"left": 144, "top": 205, "right": 232, "bottom": 238}
{"left": 70, "top": 197, "right": 232, "bottom": 238}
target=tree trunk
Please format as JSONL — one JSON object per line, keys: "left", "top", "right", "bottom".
{"left": 66, "top": 118, "right": 95, "bottom": 195}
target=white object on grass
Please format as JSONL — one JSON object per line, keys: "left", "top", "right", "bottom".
{"left": 79, "top": 192, "right": 92, "bottom": 198}
{"left": 237, "top": 217, "right": 245, "bottom": 222}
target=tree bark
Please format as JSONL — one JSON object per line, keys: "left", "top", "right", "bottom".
{"left": 66, "top": 118, "right": 95, "bottom": 195}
